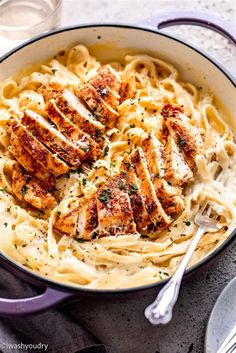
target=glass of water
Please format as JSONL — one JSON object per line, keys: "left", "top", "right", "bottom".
{"left": 0, "top": 0, "right": 62, "bottom": 55}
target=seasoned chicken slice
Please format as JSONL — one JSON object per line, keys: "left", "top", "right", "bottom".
{"left": 22, "top": 110, "right": 89, "bottom": 168}
{"left": 9, "top": 132, "right": 55, "bottom": 190}
{"left": 12, "top": 163, "right": 56, "bottom": 209}
{"left": 142, "top": 133, "right": 184, "bottom": 215}
{"left": 97, "top": 66, "right": 121, "bottom": 93}
{"left": 120, "top": 154, "right": 153, "bottom": 232}
{"left": 119, "top": 82, "right": 135, "bottom": 104}
{"left": 77, "top": 83, "right": 119, "bottom": 128}
{"left": 56, "top": 89, "right": 105, "bottom": 140}
{"left": 77, "top": 196, "right": 98, "bottom": 240}
{"left": 130, "top": 148, "right": 171, "bottom": 229}
{"left": 165, "top": 135, "right": 193, "bottom": 186}
{"left": 89, "top": 74, "right": 120, "bottom": 109}
{"left": 54, "top": 198, "right": 80, "bottom": 236}
{"left": 7, "top": 117, "right": 69, "bottom": 176}
{"left": 38, "top": 83, "right": 62, "bottom": 103}
{"left": 96, "top": 175, "right": 136, "bottom": 236}
{"left": 45, "top": 99, "right": 100, "bottom": 158}
{"left": 162, "top": 104, "right": 204, "bottom": 170}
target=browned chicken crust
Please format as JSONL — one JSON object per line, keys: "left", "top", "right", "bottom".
{"left": 165, "top": 135, "right": 193, "bottom": 185}
{"left": 97, "top": 66, "right": 121, "bottom": 92}
{"left": 89, "top": 75, "right": 120, "bottom": 109}
{"left": 162, "top": 104, "right": 204, "bottom": 170}
{"left": 96, "top": 175, "right": 136, "bottom": 236}
{"left": 120, "top": 154, "right": 153, "bottom": 232}
{"left": 130, "top": 148, "right": 172, "bottom": 229}
{"left": 7, "top": 117, "right": 69, "bottom": 176}
{"left": 12, "top": 163, "right": 56, "bottom": 209}
{"left": 77, "top": 83, "right": 119, "bottom": 128}
{"left": 119, "top": 82, "right": 136, "bottom": 104}
{"left": 77, "top": 196, "right": 98, "bottom": 240}
{"left": 142, "top": 133, "right": 184, "bottom": 215}
{"left": 56, "top": 89, "right": 105, "bottom": 140}
{"left": 9, "top": 132, "right": 55, "bottom": 190}
{"left": 54, "top": 198, "right": 80, "bottom": 236}
{"left": 22, "top": 110, "right": 88, "bottom": 168}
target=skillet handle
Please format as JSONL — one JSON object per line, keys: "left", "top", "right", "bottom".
{"left": 145, "top": 10, "right": 236, "bottom": 45}
{"left": 0, "top": 287, "right": 74, "bottom": 317}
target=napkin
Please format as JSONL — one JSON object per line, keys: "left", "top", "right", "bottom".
{"left": 0, "top": 267, "right": 106, "bottom": 353}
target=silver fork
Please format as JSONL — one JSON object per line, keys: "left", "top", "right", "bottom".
{"left": 145, "top": 203, "right": 221, "bottom": 325}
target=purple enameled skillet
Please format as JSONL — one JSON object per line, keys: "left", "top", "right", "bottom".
{"left": 0, "top": 11, "right": 235, "bottom": 317}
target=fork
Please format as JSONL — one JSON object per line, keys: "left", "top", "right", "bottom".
{"left": 145, "top": 203, "right": 220, "bottom": 325}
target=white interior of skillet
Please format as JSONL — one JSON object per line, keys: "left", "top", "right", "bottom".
{"left": 1, "top": 25, "right": 235, "bottom": 127}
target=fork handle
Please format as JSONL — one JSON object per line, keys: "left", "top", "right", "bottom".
{"left": 145, "top": 226, "right": 205, "bottom": 325}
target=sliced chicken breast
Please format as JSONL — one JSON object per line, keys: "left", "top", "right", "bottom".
{"left": 96, "top": 175, "right": 136, "bottom": 236}
{"left": 120, "top": 154, "right": 153, "bottom": 232}
{"left": 97, "top": 66, "right": 121, "bottom": 92}
{"left": 77, "top": 83, "right": 119, "bottom": 128}
{"left": 162, "top": 104, "right": 204, "bottom": 170}
{"left": 130, "top": 148, "right": 171, "bottom": 229}
{"left": 54, "top": 198, "right": 80, "bottom": 236}
{"left": 12, "top": 163, "right": 56, "bottom": 209}
{"left": 165, "top": 135, "right": 193, "bottom": 186}
{"left": 22, "top": 110, "right": 90, "bottom": 168}
{"left": 56, "top": 89, "right": 105, "bottom": 139}
{"left": 7, "top": 117, "right": 69, "bottom": 176}
{"left": 89, "top": 74, "right": 120, "bottom": 109}
{"left": 45, "top": 99, "right": 100, "bottom": 158}
{"left": 38, "top": 83, "right": 62, "bottom": 103}
{"left": 142, "top": 133, "right": 184, "bottom": 215}
{"left": 119, "top": 82, "right": 135, "bottom": 104}
{"left": 77, "top": 196, "right": 98, "bottom": 240}
{"left": 9, "top": 132, "right": 55, "bottom": 190}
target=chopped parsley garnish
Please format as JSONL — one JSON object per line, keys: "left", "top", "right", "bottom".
{"left": 128, "top": 183, "right": 138, "bottom": 195}
{"left": 81, "top": 146, "right": 89, "bottom": 153}
{"left": 76, "top": 167, "right": 83, "bottom": 174}
{"left": 92, "top": 102, "right": 99, "bottom": 112}
{"left": 51, "top": 68, "right": 58, "bottom": 74}
{"left": 103, "top": 145, "right": 109, "bottom": 157}
{"left": 95, "top": 129, "right": 102, "bottom": 139}
{"left": 77, "top": 238, "right": 85, "bottom": 243}
{"left": 130, "top": 124, "right": 135, "bottom": 128}
{"left": 4, "top": 222, "right": 8, "bottom": 228}
{"left": 21, "top": 185, "right": 28, "bottom": 195}
{"left": 98, "top": 189, "right": 111, "bottom": 204}
{"left": 118, "top": 182, "right": 126, "bottom": 190}
{"left": 178, "top": 138, "right": 187, "bottom": 147}
{"left": 181, "top": 233, "right": 186, "bottom": 237}
{"left": 184, "top": 220, "right": 191, "bottom": 226}
{"left": 57, "top": 211, "right": 61, "bottom": 216}
{"left": 82, "top": 177, "right": 87, "bottom": 186}
{"left": 124, "top": 161, "right": 131, "bottom": 170}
